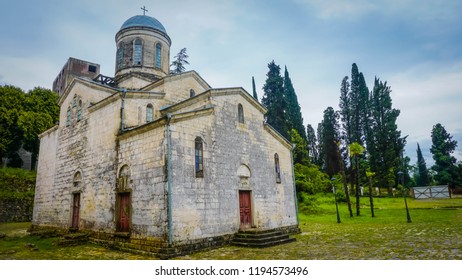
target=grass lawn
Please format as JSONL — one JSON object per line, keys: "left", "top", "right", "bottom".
{"left": 1, "top": 196, "right": 461, "bottom": 260}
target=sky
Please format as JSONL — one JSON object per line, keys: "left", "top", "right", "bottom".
{"left": 1, "top": 0, "right": 461, "bottom": 167}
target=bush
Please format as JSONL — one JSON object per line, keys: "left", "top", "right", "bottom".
{"left": 294, "top": 163, "right": 331, "bottom": 194}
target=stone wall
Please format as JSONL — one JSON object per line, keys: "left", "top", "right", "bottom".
{"left": 0, "top": 168, "right": 36, "bottom": 223}
{"left": 0, "top": 198, "right": 33, "bottom": 222}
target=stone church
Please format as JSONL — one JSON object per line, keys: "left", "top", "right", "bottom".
{"left": 32, "top": 14, "right": 299, "bottom": 257}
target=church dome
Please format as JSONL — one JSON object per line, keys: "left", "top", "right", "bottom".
{"left": 119, "top": 15, "right": 167, "bottom": 34}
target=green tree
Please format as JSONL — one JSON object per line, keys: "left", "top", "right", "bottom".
{"left": 368, "top": 78, "right": 405, "bottom": 196}
{"left": 339, "top": 64, "right": 369, "bottom": 199}
{"left": 306, "top": 124, "right": 320, "bottom": 165}
{"left": 339, "top": 76, "right": 351, "bottom": 146}
{"left": 290, "top": 129, "right": 309, "bottom": 165}
{"left": 252, "top": 76, "right": 258, "bottom": 100}
{"left": 18, "top": 112, "right": 53, "bottom": 170}
{"left": 430, "top": 123, "right": 460, "bottom": 188}
{"left": 20, "top": 87, "right": 59, "bottom": 170}
{"left": 341, "top": 63, "right": 369, "bottom": 146}
{"left": 0, "top": 86, "right": 59, "bottom": 169}
{"left": 416, "top": 143, "right": 430, "bottom": 186}
{"left": 261, "top": 60, "right": 289, "bottom": 139}
{"left": 0, "top": 85, "right": 25, "bottom": 166}
{"left": 294, "top": 163, "right": 331, "bottom": 194}
{"left": 24, "top": 87, "right": 59, "bottom": 123}
{"left": 318, "top": 107, "right": 341, "bottom": 177}
{"left": 284, "top": 66, "right": 307, "bottom": 141}
{"left": 170, "top": 48, "right": 189, "bottom": 74}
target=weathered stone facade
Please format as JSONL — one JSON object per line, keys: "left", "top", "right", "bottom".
{"left": 32, "top": 14, "right": 299, "bottom": 257}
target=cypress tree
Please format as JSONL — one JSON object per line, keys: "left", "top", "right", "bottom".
{"left": 368, "top": 78, "right": 404, "bottom": 196}
{"left": 284, "top": 66, "right": 307, "bottom": 141}
{"left": 252, "top": 76, "right": 258, "bottom": 100}
{"left": 306, "top": 124, "right": 320, "bottom": 165}
{"left": 430, "top": 123, "right": 460, "bottom": 187}
{"left": 169, "top": 48, "right": 189, "bottom": 74}
{"left": 262, "top": 60, "right": 289, "bottom": 139}
{"left": 318, "top": 107, "right": 341, "bottom": 177}
{"left": 339, "top": 64, "right": 370, "bottom": 199}
{"left": 416, "top": 143, "right": 430, "bottom": 186}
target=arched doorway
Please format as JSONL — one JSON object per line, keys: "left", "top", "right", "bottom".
{"left": 237, "top": 164, "right": 252, "bottom": 229}
{"left": 116, "top": 165, "right": 131, "bottom": 232}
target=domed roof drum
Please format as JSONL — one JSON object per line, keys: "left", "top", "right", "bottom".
{"left": 119, "top": 15, "right": 167, "bottom": 34}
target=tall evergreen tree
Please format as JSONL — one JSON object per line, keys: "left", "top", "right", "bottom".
{"left": 318, "top": 107, "right": 341, "bottom": 177}
{"left": 430, "top": 123, "right": 460, "bottom": 187}
{"left": 306, "top": 124, "right": 320, "bottom": 165}
{"left": 416, "top": 143, "right": 430, "bottom": 186}
{"left": 368, "top": 78, "right": 404, "bottom": 196}
{"left": 283, "top": 66, "right": 307, "bottom": 141}
{"left": 170, "top": 48, "right": 189, "bottom": 74}
{"left": 339, "top": 64, "right": 369, "bottom": 148}
{"left": 338, "top": 65, "right": 369, "bottom": 201}
{"left": 261, "top": 61, "right": 289, "bottom": 139}
{"left": 252, "top": 76, "right": 258, "bottom": 100}
{"left": 339, "top": 76, "right": 351, "bottom": 146}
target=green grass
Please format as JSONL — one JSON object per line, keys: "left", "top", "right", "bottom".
{"left": 1, "top": 196, "right": 461, "bottom": 259}
{"left": 179, "top": 196, "right": 462, "bottom": 260}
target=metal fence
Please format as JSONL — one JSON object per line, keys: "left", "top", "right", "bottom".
{"left": 411, "top": 185, "right": 451, "bottom": 199}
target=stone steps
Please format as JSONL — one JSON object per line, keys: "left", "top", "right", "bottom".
{"left": 56, "top": 233, "right": 90, "bottom": 247}
{"left": 232, "top": 229, "right": 296, "bottom": 248}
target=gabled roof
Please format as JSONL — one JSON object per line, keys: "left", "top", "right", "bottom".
{"left": 141, "top": 70, "right": 211, "bottom": 92}
{"left": 160, "top": 87, "right": 266, "bottom": 115}
{"left": 57, "top": 76, "right": 117, "bottom": 106}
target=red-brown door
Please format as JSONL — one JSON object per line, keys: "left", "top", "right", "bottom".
{"left": 117, "top": 193, "right": 130, "bottom": 232}
{"left": 239, "top": 191, "right": 252, "bottom": 228}
{"left": 71, "top": 193, "right": 80, "bottom": 229}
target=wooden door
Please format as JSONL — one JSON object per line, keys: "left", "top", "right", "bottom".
{"left": 239, "top": 191, "right": 252, "bottom": 228}
{"left": 117, "top": 193, "right": 130, "bottom": 232}
{"left": 71, "top": 193, "right": 80, "bottom": 229}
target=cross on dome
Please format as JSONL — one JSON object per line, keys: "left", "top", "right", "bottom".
{"left": 141, "top": 6, "right": 148, "bottom": 15}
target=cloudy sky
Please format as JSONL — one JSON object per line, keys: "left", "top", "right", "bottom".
{"left": 1, "top": 0, "right": 461, "bottom": 166}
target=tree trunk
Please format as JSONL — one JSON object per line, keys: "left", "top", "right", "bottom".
{"left": 355, "top": 156, "right": 360, "bottom": 216}
{"left": 341, "top": 170, "right": 353, "bottom": 217}
{"left": 368, "top": 176, "right": 375, "bottom": 217}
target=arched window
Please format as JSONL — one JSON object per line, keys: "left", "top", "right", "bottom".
{"left": 77, "top": 100, "right": 82, "bottom": 121}
{"left": 274, "top": 153, "right": 281, "bottom": 183}
{"left": 133, "top": 39, "right": 142, "bottom": 65}
{"left": 155, "top": 43, "right": 162, "bottom": 68}
{"left": 116, "top": 45, "right": 123, "bottom": 69}
{"left": 238, "top": 104, "right": 244, "bottom": 123}
{"left": 195, "top": 137, "right": 204, "bottom": 178}
{"left": 118, "top": 165, "right": 130, "bottom": 191}
{"left": 146, "top": 104, "right": 153, "bottom": 123}
{"left": 66, "top": 106, "right": 71, "bottom": 126}
{"left": 73, "top": 171, "right": 82, "bottom": 187}
{"left": 72, "top": 95, "right": 77, "bottom": 107}
{"left": 190, "top": 89, "right": 195, "bottom": 98}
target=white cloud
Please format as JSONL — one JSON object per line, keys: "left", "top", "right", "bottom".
{"left": 389, "top": 61, "right": 462, "bottom": 138}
